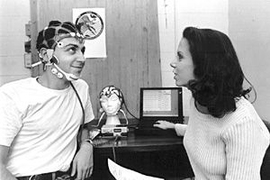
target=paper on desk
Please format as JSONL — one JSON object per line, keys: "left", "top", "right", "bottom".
{"left": 108, "top": 158, "right": 164, "bottom": 180}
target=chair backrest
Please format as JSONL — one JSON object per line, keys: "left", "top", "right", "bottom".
{"left": 261, "top": 120, "right": 270, "bottom": 180}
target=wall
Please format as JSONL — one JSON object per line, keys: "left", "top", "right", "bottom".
{"left": 158, "top": 0, "right": 228, "bottom": 88}
{"left": 157, "top": 0, "right": 228, "bottom": 116}
{"left": 229, "top": 0, "right": 270, "bottom": 121}
{"left": 0, "top": 0, "right": 31, "bottom": 86}
{"left": 157, "top": 0, "right": 176, "bottom": 87}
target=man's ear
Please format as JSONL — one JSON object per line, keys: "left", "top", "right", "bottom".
{"left": 39, "top": 48, "right": 54, "bottom": 61}
{"left": 39, "top": 48, "right": 48, "bottom": 60}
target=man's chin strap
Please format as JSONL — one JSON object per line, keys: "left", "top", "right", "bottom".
{"left": 36, "top": 49, "right": 80, "bottom": 81}
{"left": 50, "top": 55, "right": 79, "bottom": 81}
{"left": 53, "top": 63, "right": 79, "bottom": 81}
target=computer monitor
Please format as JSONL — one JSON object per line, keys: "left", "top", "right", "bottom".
{"left": 138, "top": 87, "right": 183, "bottom": 128}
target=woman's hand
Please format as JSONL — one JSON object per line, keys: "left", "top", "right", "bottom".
{"left": 153, "top": 120, "right": 175, "bottom": 130}
{"left": 71, "top": 142, "right": 93, "bottom": 180}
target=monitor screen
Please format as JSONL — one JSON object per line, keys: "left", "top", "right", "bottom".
{"left": 140, "top": 87, "right": 183, "bottom": 118}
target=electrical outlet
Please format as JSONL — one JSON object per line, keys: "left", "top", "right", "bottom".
{"left": 25, "top": 22, "right": 31, "bottom": 37}
{"left": 24, "top": 53, "right": 32, "bottom": 68}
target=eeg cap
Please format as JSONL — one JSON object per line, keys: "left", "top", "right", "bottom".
{"left": 36, "top": 20, "right": 84, "bottom": 52}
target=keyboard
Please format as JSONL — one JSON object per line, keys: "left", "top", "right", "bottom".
{"left": 134, "top": 126, "right": 177, "bottom": 137}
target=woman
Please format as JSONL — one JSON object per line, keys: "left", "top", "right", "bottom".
{"left": 154, "top": 27, "right": 270, "bottom": 179}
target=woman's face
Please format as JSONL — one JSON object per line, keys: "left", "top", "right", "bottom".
{"left": 170, "top": 37, "right": 195, "bottom": 86}
{"left": 100, "top": 94, "right": 121, "bottom": 116}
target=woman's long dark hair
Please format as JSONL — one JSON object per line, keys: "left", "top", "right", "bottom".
{"left": 183, "top": 27, "right": 254, "bottom": 118}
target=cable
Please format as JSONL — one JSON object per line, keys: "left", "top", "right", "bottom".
{"left": 112, "top": 135, "right": 120, "bottom": 162}
{"left": 120, "top": 90, "right": 140, "bottom": 121}
{"left": 91, "top": 112, "right": 106, "bottom": 128}
{"left": 119, "top": 109, "right": 129, "bottom": 125}
{"left": 70, "top": 82, "right": 85, "bottom": 145}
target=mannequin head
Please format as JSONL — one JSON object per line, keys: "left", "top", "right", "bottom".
{"left": 99, "top": 85, "right": 123, "bottom": 116}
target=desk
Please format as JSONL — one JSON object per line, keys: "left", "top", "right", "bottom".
{"left": 91, "top": 129, "right": 193, "bottom": 180}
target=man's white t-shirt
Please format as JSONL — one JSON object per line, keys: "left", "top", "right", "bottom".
{"left": 0, "top": 77, "right": 94, "bottom": 176}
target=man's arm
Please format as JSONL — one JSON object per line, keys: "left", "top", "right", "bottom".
{"left": 80, "top": 123, "right": 91, "bottom": 142}
{"left": 71, "top": 123, "right": 93, "bottom": 180}
{"left": 0, "top": 145, "right": 17, "bottom": 180}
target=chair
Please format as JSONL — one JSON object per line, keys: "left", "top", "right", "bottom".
{"left": 261, "top": 120, "right": 270, "bottom": 180}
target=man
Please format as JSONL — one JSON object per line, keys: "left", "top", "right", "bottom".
{"left": 0, "top": 20, "right": 94, "bottom": 180}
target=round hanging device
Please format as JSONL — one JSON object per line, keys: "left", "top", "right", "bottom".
{"left": 75, "top": 11, "right": 104, "bottom": 40}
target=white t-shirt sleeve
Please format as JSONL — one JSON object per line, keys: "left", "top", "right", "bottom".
{"left": 79, "top": 81, "right": 94, "bottom": 124}
{"left": 85, "top": 93, "right": 95, "bottom": 124}
{"left": 0, "top": 89, "right": 22, "bottom": 146}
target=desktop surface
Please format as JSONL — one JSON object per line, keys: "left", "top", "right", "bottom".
{"left": 91, "top": 128, "right": 193, "bottom": 180}
{"left": 93, "top": 128, "right": 182, "bottom": 151}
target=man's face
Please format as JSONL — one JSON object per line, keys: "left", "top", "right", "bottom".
{"left": 53, "top": 37, "right": 86, "bottom": 79}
